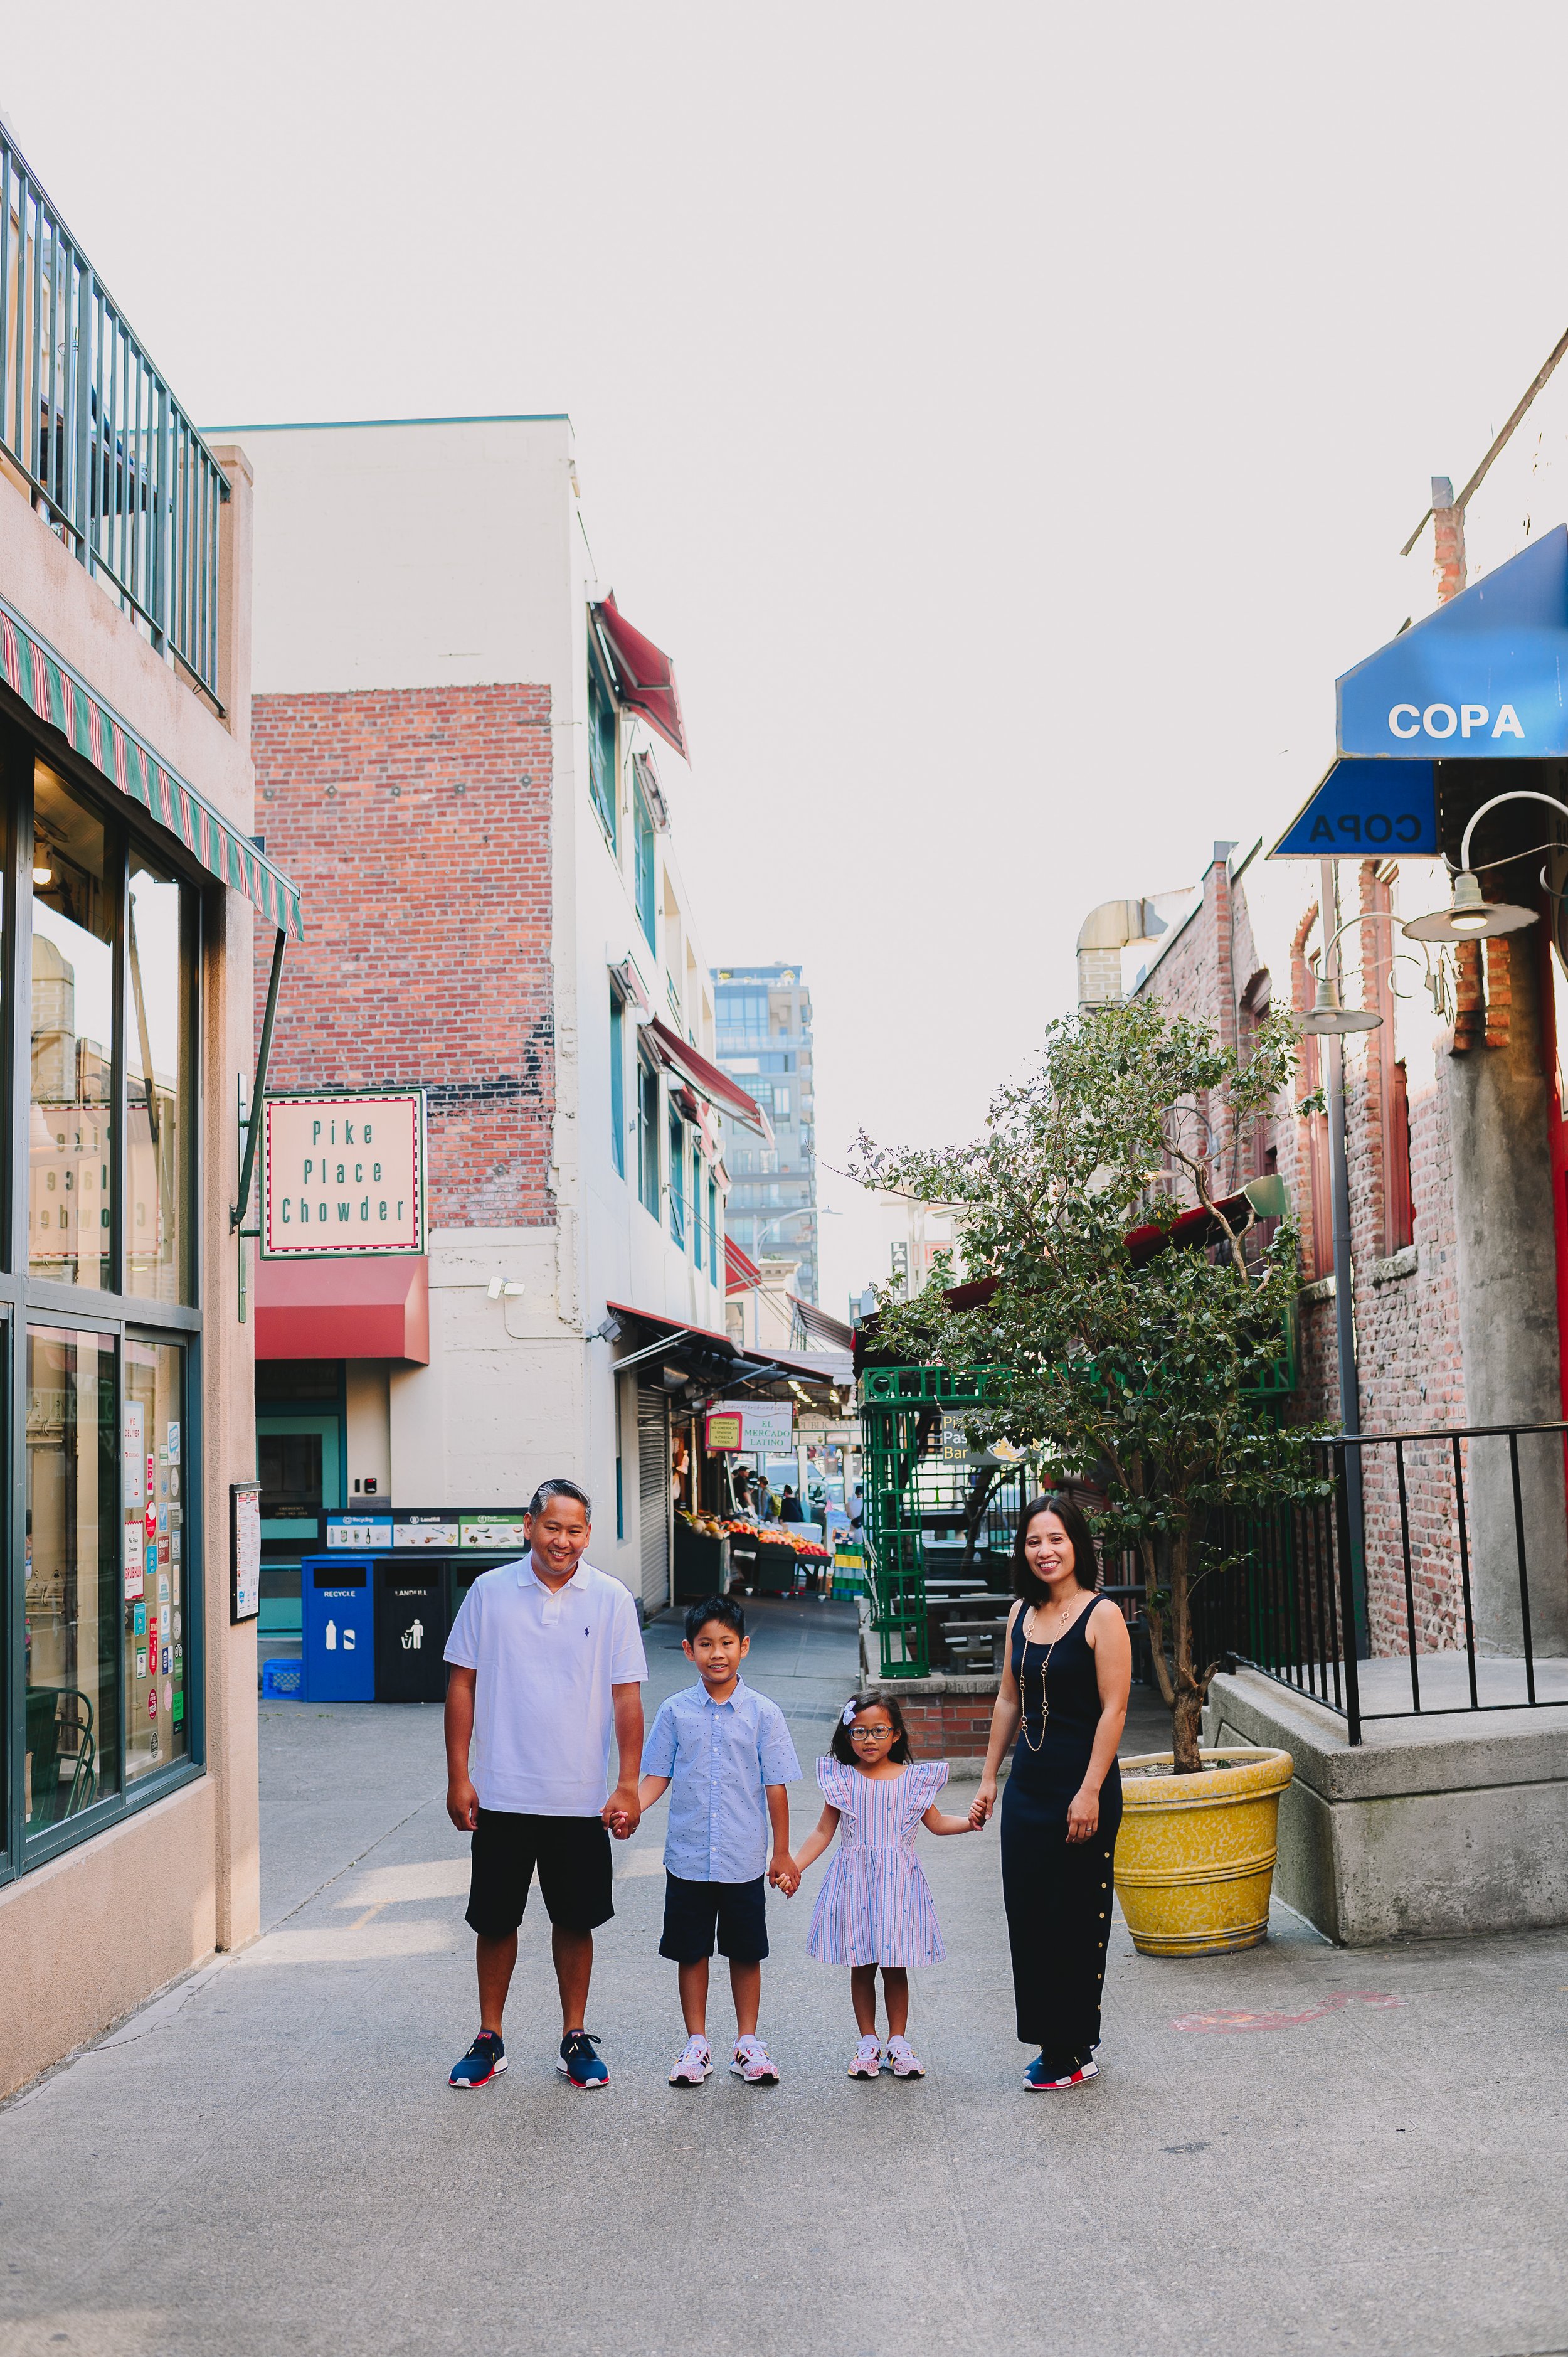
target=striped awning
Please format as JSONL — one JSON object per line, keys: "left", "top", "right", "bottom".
{"left": 0, "top": 590, "right": 303, "bottom": 940}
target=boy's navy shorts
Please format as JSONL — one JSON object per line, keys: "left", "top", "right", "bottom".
{"left": 465, "top": 1808, "right": 613, "bottom": 1937}
{"left": 659, "top": 1871, "right": 769, "bottom": 1963}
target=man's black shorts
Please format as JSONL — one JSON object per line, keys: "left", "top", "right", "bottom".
{"left": 659, "top": 1871, "right": 769, "bottom": 1964}
{"left": 465, "top": 1809, "right": 614, "bottom": 1937}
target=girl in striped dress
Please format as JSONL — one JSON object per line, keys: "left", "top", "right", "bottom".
{"left": 791, "top": 1693, "right": 981, "bottom": 2078}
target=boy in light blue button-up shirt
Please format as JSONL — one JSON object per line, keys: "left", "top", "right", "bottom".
{"left": 637, "top": 1594, "right": 801, "bottom": 2087}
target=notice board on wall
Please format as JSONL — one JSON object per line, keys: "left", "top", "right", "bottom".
{"left": 231, "top": 1482, "right": 262, "bottom": 1622}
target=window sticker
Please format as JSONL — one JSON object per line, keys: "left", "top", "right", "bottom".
{"left": 124, "top": 1400, "right": 145, "bottom": 1508}
{"left": 167, "top": 1422, "right": 181, "bottom": 1465}
{"left": 124, "top": 1521, "right": 146, "bottom": 1601}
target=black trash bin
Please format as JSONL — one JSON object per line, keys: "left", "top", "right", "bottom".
{"left": 373, "top": 1561, "right": 449, "bottom": 1701}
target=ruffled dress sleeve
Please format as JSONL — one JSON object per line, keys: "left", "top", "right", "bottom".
{"left": 903, "top": 1761, "right": 950, "bottom": 1821}
{"left": 815, "top": 1756, "right": 854, "bottom": 1810}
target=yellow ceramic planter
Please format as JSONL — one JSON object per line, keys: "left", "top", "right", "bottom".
{"left": 1114, "top": 1747, "right": 1293, "bottom": 1956}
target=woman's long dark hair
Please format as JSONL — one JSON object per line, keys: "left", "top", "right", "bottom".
{"left": 1012, "top": 1492, "right": 1099, "bottom": 1608}
{"left": 830, "top": 1693, "right": 914, "bottom": 1765}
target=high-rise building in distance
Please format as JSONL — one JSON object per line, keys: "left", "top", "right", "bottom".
{"left": 712, "top": 962, "right": 818, "bottom": 1304}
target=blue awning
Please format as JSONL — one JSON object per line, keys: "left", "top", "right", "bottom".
{"left": 1273, "top": 527, "right": 1568, "bottom": 860}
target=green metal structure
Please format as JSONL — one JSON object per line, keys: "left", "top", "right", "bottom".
{"left": 859, "top": 1365, "right": 1016, "bottom": 1679}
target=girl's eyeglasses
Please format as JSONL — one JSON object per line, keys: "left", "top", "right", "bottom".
{"left": 849, "top": 1725, "right": 894, "bottom": 1742}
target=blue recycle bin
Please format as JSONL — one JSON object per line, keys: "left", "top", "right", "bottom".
{"left": 301, "top": 1556, "right": 376, "bottom": 1701}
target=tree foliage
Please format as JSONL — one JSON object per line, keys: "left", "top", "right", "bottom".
{"left": 855, "top": 998, "right": 1328, "bottom": 1772}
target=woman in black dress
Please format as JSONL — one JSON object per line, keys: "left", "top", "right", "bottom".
{"left": 971, "top": 1494, "right": 1131, "bottom": 2091}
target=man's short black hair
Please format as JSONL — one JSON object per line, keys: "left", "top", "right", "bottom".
{"left": 526, "top": 1477, "right": 592, "bottom": 1519}
{"left": 684, "top": 1593, "right": 746, "bottom": 1642}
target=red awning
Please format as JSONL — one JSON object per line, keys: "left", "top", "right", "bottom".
{"left": 647, "top": 1018, "right": 774, "bottom": 1144}
{"left": 725, "top": 1236, "right": 762, "bottom": 1295}
{"left": 593, "top": 592, "right": 689, "bottom": 762}
{"left": 255, "top": 1257, "right": 430, "bottom": 1363}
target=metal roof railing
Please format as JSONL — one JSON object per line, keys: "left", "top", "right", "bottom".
{"left": 0, "top": 129, "right": 228, "bottom": 708}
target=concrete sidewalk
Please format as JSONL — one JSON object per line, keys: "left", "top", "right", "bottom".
{"left": 1, "top": 1599, "right": 1565, "bottom": 2357}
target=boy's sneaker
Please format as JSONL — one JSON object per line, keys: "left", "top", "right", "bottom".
{"left": 847, "top": 2033, "right": 882, "bottom": 2079}
{"left": 1024, "top": 2055, "right": 1098, "bottom": 2091}
{"left": 729, "top": 2035, "right": 780, "bottom": 2084}
{"left": 886, "top": 2035, "right": 926, "bottom": 2078}
{"left": 448, "top": 2030, "right": 506, "bottom": 2090}
{"left": 557, "top": 2030, "right": 608, "bottom": 2090}
{"left": 669, "top": 2035, "right": 712, "bottom": 2086}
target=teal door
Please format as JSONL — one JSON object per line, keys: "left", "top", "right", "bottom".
{"left": 257, "top": 1412, "right": 342, "bottom": 1641}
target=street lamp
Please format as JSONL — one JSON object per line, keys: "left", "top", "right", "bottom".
{"left": 1403, "top": 789, "right": 1568, "bottom": 942}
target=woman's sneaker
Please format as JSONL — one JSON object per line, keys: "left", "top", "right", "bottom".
{"left": 847, "top": 2034, "right": 882, "bottom": 2079}
{"left": 886, "top": 2035, "right": 926, "bottom": 2078}
{"left": 1024, "top": 2055, "right": 1098, "bottom": 2091}
{"left": 669, "top": 2035, "right": 712, "bottom": 2086}
{"left": 729, "top": 2035, "right": 780, "bottom": 2084}
{"left": 557, "top": 2030, "right": 608, "bottom": 2090}
{"left": 448, "top": 2030, "right": 506, "bottom": 2090}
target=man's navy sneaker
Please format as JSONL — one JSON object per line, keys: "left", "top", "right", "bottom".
{"left": 558, "top": 2030, "right": 608, "bottom": 2090}
{"left": 449, "top": 2030, "right": 506, "bottom": 2090}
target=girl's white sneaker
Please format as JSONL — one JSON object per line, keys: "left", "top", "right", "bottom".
{"left": 886, "top": 2035, "right": 926, "bottom": 2078}
{"left": 669, "top": 2035, "right": 712, "bottom": 2086}
{"left": 847, "top": 2034, "right": 882, "bottom": 2079}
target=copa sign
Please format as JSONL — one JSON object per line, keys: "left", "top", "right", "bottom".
{"left": 1385, "top": 701, "right": 1524, "bottom": 743}
{"left": 262, "top": 1090, "right": 426, "bottom": 1257}
{"left": 1271, "top": 760, "right": 1437, "bottom": 861}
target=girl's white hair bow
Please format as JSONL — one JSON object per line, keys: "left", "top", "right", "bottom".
{"left": 841, "top": 1701, "right": 859, "bottom": 1727}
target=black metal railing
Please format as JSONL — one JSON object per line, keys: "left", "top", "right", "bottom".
{"left": 1182, "top": 1422, "right": 1568, "bottom": 1742}
{"left": 0, "top": 129, "right": 227, "bottom": 703}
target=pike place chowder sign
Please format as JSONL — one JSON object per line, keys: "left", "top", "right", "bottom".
{"left": 262, "top": 1090, "right": 426, "bottom": 1257}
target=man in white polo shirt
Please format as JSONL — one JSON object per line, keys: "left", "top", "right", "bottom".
{"left": 443, "top": 1478, "right": 647, "bottom": 2092}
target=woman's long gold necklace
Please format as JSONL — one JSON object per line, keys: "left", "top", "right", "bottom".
{"left": 1018, "top": 1597, "right": 1079, "bottom": 1752}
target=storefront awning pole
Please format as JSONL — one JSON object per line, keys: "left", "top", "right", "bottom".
{"left": 233, "top": 928, "right": 287, "bottom": 1235}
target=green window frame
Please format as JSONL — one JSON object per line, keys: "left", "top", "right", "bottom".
{"left": 633, "top": 779, "right": 656, "bottom": 951}
{"left": 709, "top": 1175, "right": 719, "bottom": 1279}
{"left": 669, "top": 1109, "right": 686, "bottom": 1248}
{"left": 4, "top": 714, "right": 207, "bottom": 1886}
{"left": 609, "top": 991, "right": 625, "bottom": 1180}
{"left": 637, "top": 1056, "right": 660, "bottom": 1220}
{"left": 588, "top": 638, "right": 618, "bottom": 850}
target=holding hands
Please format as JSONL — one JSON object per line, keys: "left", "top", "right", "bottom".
{"left": 768, "top": 1850, "right": 801, "bottom": 1897}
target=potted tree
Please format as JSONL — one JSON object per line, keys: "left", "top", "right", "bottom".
{"left": 856, "top": 998, "right": 1326, "bottom": 1954}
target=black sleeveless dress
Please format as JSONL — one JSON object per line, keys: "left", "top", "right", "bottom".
{"left": 999, "top": 1597, "right": 1122, "bottom": 2068}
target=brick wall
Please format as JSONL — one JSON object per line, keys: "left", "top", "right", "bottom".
{"left": 1137, "top": 856, "right": 1471, "bottom": 1655}
{"left": 252, "top": 686, "right": 556, "bottom": 1228}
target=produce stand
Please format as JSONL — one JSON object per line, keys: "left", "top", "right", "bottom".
{"left": 673, "top": 1514, "right": 730, "bottom": 1603}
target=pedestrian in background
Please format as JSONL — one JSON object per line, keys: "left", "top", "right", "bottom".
{"left": 779, "top": 1484, "right": 804, "bottom": 1524}
{"left": 788, "top": 1693, "right": 980, "bottom": 2080}
{"left": 970, "top": 1494, "right": 1131, "bottom": 2092}
{"left": 443, "top": 1479, "right": 647, "bottom": 2092}
{"left": 637, "top": 1594, "right": 801, "bottom": 2087}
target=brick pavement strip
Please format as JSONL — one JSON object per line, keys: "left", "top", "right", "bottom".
{"left": 0, "top": 1602, "right": 1565, "bottom": 2357}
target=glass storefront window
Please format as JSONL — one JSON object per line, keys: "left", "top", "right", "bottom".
{"left": 25, "top": 1327, "right": 119, "bottom": 1836}
{"left": 31, "top": 763, "right": 114, "bottom": 1292}
{"left": 123, "top": 1340, "right": 188, "bottom": 1782}
{"left": 126, "top": 855, "right": 191, "bottom": 1302}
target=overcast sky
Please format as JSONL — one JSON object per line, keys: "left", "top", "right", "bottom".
{"left": 11, "top": 2, "right": 1568, "bottom": 1313}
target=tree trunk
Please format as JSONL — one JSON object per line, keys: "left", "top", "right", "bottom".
{"left": 1168, "top": 1528, "right": 1205, "bottom": 1772}
{"left": 1171, "top": 1681, "right": 1205, "bottom": 1774}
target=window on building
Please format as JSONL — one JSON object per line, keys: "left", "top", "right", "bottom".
{"left": 1388, "top": 1060, "right": 1414, "bottom": 1251}
{"left": 669, "top": 1109, "right": 686, "bottom": 1247}
{"left": 692, "top": 1141, "right": 704, "bottom": 1274}
{"left": 709, "top": 1175, "right": 718, "bottom": 1277}
{"left": 609, "top": 992, "right": 625, "bottom": 1179}
{"left": 33, "top": 764, "right": 114, "bottom": 1292}
{"left": 633, "top": 778, "right": 656, "bottom": 951}
{"left": 7, "top": 728, "right": 206, "bottom": 1876}
{"left": 126, "top": 854, "right": 194, "bottom": 1302}
{"left": 1301, "top": 1030, "right": 1334, "bottom": 1282}
{"left": 588, "top": 638, "right": 617, "bottom": 848}
{"left": 637, "top": 1057, "right": 660, "bottom": 1219}
{"left": 773, "top": 1084, "right": 790, "bottom": 1121}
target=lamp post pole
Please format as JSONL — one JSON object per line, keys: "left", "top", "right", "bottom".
{"left": 1320, "top": 857, "right": 1370, "bottom": 1655}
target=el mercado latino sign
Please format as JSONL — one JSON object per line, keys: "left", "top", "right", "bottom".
{"left": 705, "top": 1400, "right": 794, "bottom": 1454}
{"left": 1271, "top": 526, "right": 1568, "bottom": 860}
{"left": 262, "top": 1092, "right": 426, "bottom": 1257}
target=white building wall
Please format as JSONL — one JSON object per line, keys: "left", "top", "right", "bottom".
{"left": 226, "top": 413, "right": 731, "bottom": 1602}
